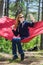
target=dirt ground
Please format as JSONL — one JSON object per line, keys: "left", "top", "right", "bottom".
{"left": 0, "top": 51, "right": 43, "bottom": 65}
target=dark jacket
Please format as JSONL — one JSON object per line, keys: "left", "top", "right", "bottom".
{"left": 12, "top": 21, "right": 34, "bottom": 40}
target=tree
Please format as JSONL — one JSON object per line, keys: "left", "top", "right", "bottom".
{"left": 9, "top": 0, "right": 25, "bottom": 18}
{"left": 4, "top": 0, "right": 9, "bottom": 16}
{"left": 0, "top": 0, "right": 3, "bottom": 17}
{"left": 40, "top": 0, "right": 43, "bottom": 49}
{"left": 14, "top": 0, "right": 25, "bottom": 17}
{"left": 25, "top": 0, "right": 29, "bottom": 20}
{"left": 38, "top": 0, "right": 40, "bottom": 21}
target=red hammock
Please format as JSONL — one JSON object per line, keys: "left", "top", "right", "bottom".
{"left": 0, "top": 16, "right": 43, "bottom": 43}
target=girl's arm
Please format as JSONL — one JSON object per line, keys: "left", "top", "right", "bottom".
{"left": 12, "top": 25, "right": 19, "bottom": 36}
{"left": 26, "top": 14, "right": 35, "bottom": 27}
{"left": 26, "top": 22, "right": 34, "bottom": 27}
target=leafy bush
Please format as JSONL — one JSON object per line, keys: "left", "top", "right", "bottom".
{"left": 23, "top": 35, "right": 40, "bottom": 50}
{"left": 0, "top": 35, "right": 40, "bottom": 54}
{"left": 0, "top": 37, "right": 12, "bottom": 54}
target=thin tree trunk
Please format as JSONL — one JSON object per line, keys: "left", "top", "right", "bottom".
{"left": 0, "top": 0, "right": 3, "bottom": 17}
{"left": 15, "top": 0, "right": 22, "bottom": 18}
{"left": 36, "top": 0, "right": 41, "bottom": 50}
{"left": 38, "top": 0, "right": 40, "bottom": 21}
{"left": 4, "top": 0, "right": 9, "bottom": 16}
{"left": 25, "top": 0, "right": 29, "bottom": 20}
{"left": 3, "top": 0, "right": 5, "bottom": 16}
{"left": 40, "top": 0, "right": 43, "bottom": 49}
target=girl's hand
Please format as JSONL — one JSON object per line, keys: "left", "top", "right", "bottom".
{"left": 29, "top": 14, "right": 35, "bottom": 22}
{"left": 11, "top": 25, "right": 15, "bottom": 30}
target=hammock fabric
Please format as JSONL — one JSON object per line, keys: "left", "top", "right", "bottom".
{"left": 0, "top": 16, "right": 43, "bottom": 43}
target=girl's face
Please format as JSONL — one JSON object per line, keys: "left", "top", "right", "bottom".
{"left": 18, "top": 15, "right": 25, "bottom": 23}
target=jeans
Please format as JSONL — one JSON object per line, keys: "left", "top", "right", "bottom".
{"left": 12, "top": 37, "right": 24, "bottom": 57}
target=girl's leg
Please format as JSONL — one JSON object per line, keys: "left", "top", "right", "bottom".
{"left": 12, "top": 38, "right": 18, "bottom": 60}
{"left": 12, "top": 37, "right": 24, "bottom": 61}
{"left": 16, "top": 37, "right": 24, "bottom": 61}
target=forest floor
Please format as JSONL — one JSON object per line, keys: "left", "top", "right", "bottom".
{"left": 0, "top": 51, "right": 43, "bottom": 65}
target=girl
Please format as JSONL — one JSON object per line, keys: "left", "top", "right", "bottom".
{"left": 12, "top": 13, "right": 35, "bottom": 61}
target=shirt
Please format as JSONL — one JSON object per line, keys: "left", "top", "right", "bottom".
{"left": 12, "top": 21, "right": 34, "bottom": 40}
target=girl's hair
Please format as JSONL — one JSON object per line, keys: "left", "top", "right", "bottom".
{"left": 15, "top": 13, "right": 24, "bottom": 28}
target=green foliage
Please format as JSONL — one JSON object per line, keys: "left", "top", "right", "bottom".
{"left": 23, "top": 36, "right": 40, "bottom": 50}
{"left": 0, "top": 37, "right": 12, "bottom": 54}
{"left": 9, "top": 1, "right": 25, "bottom": 18}
{"left": 0, "top": 35, "right": 40, "bottom": 53}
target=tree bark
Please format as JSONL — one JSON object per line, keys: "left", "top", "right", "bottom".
{"left": 4, "top": 0, "right": 9, "bottom": 16}
{"left": 25, "top": 0, "right": 29, "bottom": 20}
{"left": 38, "top": 0, "right": 40, "bottom": 21}
{"left": 40, "top": 0, "right": 43, "bottom": 49}
{"left": 0, "top": 0, "right": 3, "bottom": 17}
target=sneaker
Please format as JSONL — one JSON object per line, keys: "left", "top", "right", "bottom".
{"left": 21, "top": 53, "right": 24, "bottom": 61}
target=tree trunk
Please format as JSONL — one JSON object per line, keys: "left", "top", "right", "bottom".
{"left": 38, "top": 0, "right": 40, "bottom": 21}
{"left": 36, "top": 0, "right": 41, "bottom": 50}
{"left": 40, "top": 0, "right": 43, "bottom": 49}
{"left": 4, "top": 0, "right": 9, "bottom": 16}
{"left": 0, "top": 0, "right": 3, "bottom": 17}
{"left": 15, "top": 0, "right": 22, "bottom": 18}
{"left": 25, "top": 0, "right": 29, "bottom": 20}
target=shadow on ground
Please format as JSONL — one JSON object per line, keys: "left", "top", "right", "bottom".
{"left": 0, "top": 52, "right": 43, "bottom": 65}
